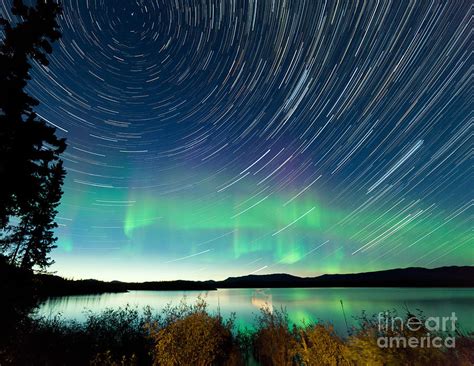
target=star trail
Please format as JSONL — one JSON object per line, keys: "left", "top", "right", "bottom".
{"left": 1, "top": 0, "right": 471, "bottom": 281}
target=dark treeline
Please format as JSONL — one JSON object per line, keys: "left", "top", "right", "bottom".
{"left": 8, "top": 263, "right": 472, "bottom": 300}
{"left": 36, "top": 275, "right": 219, "bottom": 296}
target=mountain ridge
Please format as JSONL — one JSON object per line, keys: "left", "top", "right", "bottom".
{"left": 30, "top": 265, "right": 474, "bottom": 296}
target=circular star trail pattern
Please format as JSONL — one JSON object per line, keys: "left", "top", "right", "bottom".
{"left": 1, "top": 0, "right": 471, "bottom": 280}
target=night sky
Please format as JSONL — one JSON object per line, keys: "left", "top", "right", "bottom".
{"left": 1, "top": 0, "right": 471, "bottom": 281}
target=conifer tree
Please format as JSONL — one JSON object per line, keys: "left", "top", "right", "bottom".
{"left": 0, "top": 0, "right": 66, "bottom": 269}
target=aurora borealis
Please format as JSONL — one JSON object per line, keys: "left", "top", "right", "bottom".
{"left": 1, "top": 0, "right": 471, "bottom": 281}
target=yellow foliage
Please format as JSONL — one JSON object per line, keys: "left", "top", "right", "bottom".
{"left": 298, "top": 323, "right": 352, "bottom": 366}
{"left": 252, "top": 307, "right": 299, "bottom": 366}
{"left": 148, "top": 311, "right": 235, "bottom": 366}
{"left": 345, "top": 313, "right": 450, "bottom": 366}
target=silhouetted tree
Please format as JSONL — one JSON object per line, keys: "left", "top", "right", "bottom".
{"left": 5, "top": 160, "right": 66, "bottom": 269}
{"left": 0, "top": 0, "right": 66, "bottom": 269}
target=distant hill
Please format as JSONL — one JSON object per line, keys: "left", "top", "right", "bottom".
{"left": 29, "top": 265, "right": 474, "bottom": 297}
{"left": 125, "top": 280, "right": 217, "bottom": 291}
{"left": 218, "top": 266, "right": 474, "bottom": 288}
{"left": 219, "top": 273, "right": 302, "bottom": 288}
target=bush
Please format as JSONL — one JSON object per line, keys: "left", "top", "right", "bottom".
{"left": 1, "top": 306, "right": 151, "bottom": 365}
{"left": 451, "top": 329, "right": 474, "bottom": 365}
{"left": 250, "top": 307, "right": 474, "bottom": 366}
{"left": 147, "top": 297, "right": 241, "bottom": 365}
{"left": 83, "top": 305, "right": 148, "bottom": 359}
{"left": 90, "top": 350, "right": 138, "bottom": 366}
{"left": 345, "top": 310, "right": 462, "bottom": 366}
{"left": 252, "top": 307, "right": 299, "bottom": 366}
{"left": 298, "top": 323, "right": 351, "bottom": 366}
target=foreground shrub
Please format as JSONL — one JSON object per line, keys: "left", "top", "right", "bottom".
{"left": 83, "top": 305, "right": 148, "bottom": 359}
{"left": 451, "top": 329, "right": 474, "bottom": 365}
{"left": 147, "top": 298, "right": 241, "bottom": 366}
{"left": 298, "top": 323, "right": 351, "bottom": 366}
{"left": 345, "top": 310, "right": 465, "bottom": 366}
{"left": 250, "top": 307, "right": 474, "bottom": 366}
{"left": 90, "top": 350, "right": 138, "bottom": 366}
{"left": 1, "top": 306, "right": 152, "bottom": 365}
{"left": 252, "top": 307, "right": 299, "bottom": 366}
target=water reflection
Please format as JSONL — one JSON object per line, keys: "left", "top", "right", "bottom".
{"left": 251, "top": 289, "right": 272, "bottom": 312}
{"left": 36, "top": 288, "right": 474, "bottom": 334}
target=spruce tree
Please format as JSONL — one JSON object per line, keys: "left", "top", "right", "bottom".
{"left": 0, "top": 0, "right": 67, "bottom": 269}
{"left": 19, "top": 161, "right": 65, "bottom": 269}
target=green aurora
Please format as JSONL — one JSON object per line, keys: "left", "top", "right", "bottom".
{"left": 53, "top": 177, "right": 472, "bottom": 281}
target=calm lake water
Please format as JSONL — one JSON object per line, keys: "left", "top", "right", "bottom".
{"left": 37, "top": 288, "right": 474, "bottom": 334}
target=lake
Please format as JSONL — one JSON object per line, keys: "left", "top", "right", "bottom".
{"left": 36, "top": 287, "right": 474, "bottom": 335}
